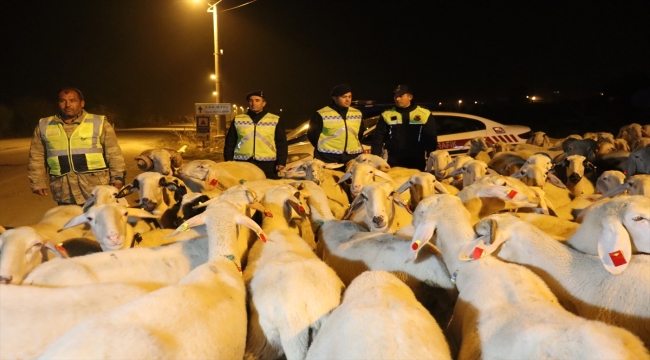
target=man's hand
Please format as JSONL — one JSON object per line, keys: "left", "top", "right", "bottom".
{"left": 32, "top": 189, "right": 48, "bottom": 196}
{"left": 276, "top": 165, "right": 285, "bottom": 171}
{"left": 111, "top": 181, "right": 124, "bottom": 189}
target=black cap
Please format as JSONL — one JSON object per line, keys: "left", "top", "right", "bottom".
{"left": 330, "top": 84, "right": 352, "bottom": 97}
{"left": 246, "top": 90, "right": 265, "bottom": 100}
{"left": 393, "top": 84, "right": 413, "bottom": 97}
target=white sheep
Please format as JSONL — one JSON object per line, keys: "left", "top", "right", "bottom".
{"left": 345, "top": 153, "right": 390, "bottom": 172}
{"left": 445, "top": 159, "right": 496, "bottom": 188}
{"left": 599, "top": 174, "right": 650, "bottom": 199}
{"left": 396, "top": 172, "right": 454, "bottom": 210}
{"left": 408, "top": 195, "right": 650, "bottom": 359}
{"left": 425, "top": 149, "right": 452, "bottom": 180}
{"left": 305, "top": 270, "right": 452, "bottom": 360}
{"left": 344, "top": 182, "right": 413, "bottom": 237}
{"left": 441, "top": 154, "right": 473, "bottom": 189}
{"left": 553, "top": 170, "right": 626, "bottom": 220}
{"left": 134, "top": 146, "right": 185, "bottom": 176}
{"left": 81, "top": 184, "right": 129, "bottom": 212}
{"left": 465, "top": 136, "right": 493, "bottom": 163}
{"left": 338, "top": 162, "right": 410, "bottom": 202}
{"left": 511, "top": 162, "right": 573, "bottom": 208}
{"left": 0, "top": 282, "right": 162, "bottom": 360}
{"left": 244, "top": 185, "right": 344, "bottom": 360}
{"left": 298, "top": 180, "right": 458, "bottom": 328}
{"left": 38, "top": 201, "right": 264, "bottom": 360}
{"left": 0, "top": 206, "right": 91, "bottom": 284}
{"left": 466, "top": 206, "right": 650, "bottom": 348}
{"left": 487, "top": 152, "right": 526, "bottom": 176}
{"left": 177, "top": 159, "right": 266, "bottom": 192}
{"left": 562, "top": 154, "right": 596, "bottom": 197}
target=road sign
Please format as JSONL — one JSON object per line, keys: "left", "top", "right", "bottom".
{"left": 196, "top": 133, "right": 210, "bottom": 141}
{"left": 195, "top": 103, "right": 232, "bottom": 115}
{"left": 196, "top": 116, "right": 210, "bottom": 128}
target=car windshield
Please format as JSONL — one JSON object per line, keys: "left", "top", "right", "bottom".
{"left": 287, "top": 121, "right": 309, "bottom": 141}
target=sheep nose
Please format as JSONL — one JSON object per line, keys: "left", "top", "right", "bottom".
{"left": 372, "top": 215, "right": 384, "bottom": 225}
{"left": 313, "top": 179, "right": 321, "bottom": 185}
{"left": 0, "top": 275, "right": 13, "bottom": 284}
{"left": 163, "top": 170, "right": 171, "bottom": 175}
{"left": 141, "top": 198, "right": 157, "bottom": 212}
{"left": 569, "top": 173, "right": 582, "bottom": 183}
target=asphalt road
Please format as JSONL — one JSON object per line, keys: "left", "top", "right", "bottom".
{"left": 0, "top": 128, "right": 187, "bottom": 227}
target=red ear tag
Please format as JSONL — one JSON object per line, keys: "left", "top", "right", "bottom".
{"left": 506, "top": 190, "right": 518, "bottom": 199}
{"left": 298, "top": 205, "right": 305, "bottom": 212}
{"left": 471, "top": 247, "right": 484, "bottom": 260}
{"left": 209, "top": 179, "right": 218, "bottom": 186}
{"left": 412, "top": 240, "right": 421, "bottom": 250}
{"left": 259, "top": 233, "right": 267, "bottom": 243}
{"left": 55, "top": 244, "right": 68, "bottom": 254}
{"left": 609, "top": 250, "right": 627, "bottom": 267}
{"left": 264, "top": 211, "right": 273, "bottom": 217}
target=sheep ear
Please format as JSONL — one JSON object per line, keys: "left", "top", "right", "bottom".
{"left": 425, "top": 156, "right": 434, "bottom": 172}
{"left": 448, "top": 167, "right": 464, "bottom": 178}
{"left": 597, "top": 182, "right": 630, "bottom": 201}
{"left": 82, "top": 197, "right": 95, "bottom": 212}
{"left": 165, "top": 214, "right": 206, "bottom": 238}
{"left": 486, "top": 168, "right": 499, "bottom": 176}
{"left": 477, "top": 186, "right": 529, "bottom": 203}
{"left": 324, "top": 163, "right": 344, "bottom": 169}
{"left": 247, "top": 202, "right": 267, "bottom": 213}
{"left": 59, "top": 211, "right": 94, "bottom": 231}
{"left": 115, "top": 183, "right": 136, "bottom": 198}
{"left": 408, "top": 221, "right": 436, "bottom": 263}
{"left": 126, "top": 208, "right": 160, "bottom": 219}
{"left": 510, "top": 171, "right": 524, "bottom": 179}
{"left": 337, "top": 171, "right": 352, "bottom": 184}
{"left": 459, "top": 235, "right": 489, "bottom": 261}
{"left": 391, "top": 192, "right": 412, "bottom": 214}
{"left": 546, "top": 173, "right": 567, "bottom": 188}
{"left": 286, "top": 198, "right": 308, "bottom": 218}
{"left": 597, "top": 217, "right": 632, "bottom": 275}
{"left": 43, "top": 240, "right": 70, "bottom": 259}
{"left": 433, "top": 180, "right": 449, "bottom": 194}
{"left": 343, "top": 196, "right": 365, "bottom": 220}
{"left": 373, "top": 169, "right": 393, "bottom": 182}
{"left": 396, "top": 180, "right": 411, "bottom": 194}
{"left": 235, "top": 214, "right": 267, "bottom": 242}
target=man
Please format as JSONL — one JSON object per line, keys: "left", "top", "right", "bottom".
{"left": 307, "top": 84, "right": 366, "bottom": 164}
{"left": 371, "top": 85, "right": 437, "bottom": 169}
{"left": 28, "top": 88, "right": 126, "bottom": 205}
{"left": 223, "top": 90, "right": 287, "bottom": 179}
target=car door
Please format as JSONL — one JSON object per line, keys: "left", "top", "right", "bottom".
{"left": 435, "top": 115, "right": 488, "bottom": 156}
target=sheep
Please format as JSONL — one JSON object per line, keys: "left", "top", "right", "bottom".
{"left": 38, "top": 201, "right": 264, "bottom": 360}
{"left": 466, "top": 206, "right": 650, "bottom": 348}
{"left": 177, "top": 159, "right": 266, "bottom": 192}
{"left": 0, "top": 206, "right": 92, "bottom": 284}
{"left": 134, "top": 146, "right": 185, "bottom": 176}
{"left": 23, "top": 186, "right": 261, "bottom": 287}
{"left": 0, "top": 282, "right": 162, "bottom": 360}
{"left": 509, "top": 143, "right": 564, "bottom": 161}
{"left": 408, "top": 195, "right": 650, "bottom": 359}
{"left": 510, "top": 212, "right": 579, "bottom": 241}
{"left": 81, "top": 184, "right": 129, "bottom": 212}
{"left": 116, "top": 172, "right": 180, "bottom": 216}
{"left": 526, "top": 131, "right": 552, "bottom": 147}
{"left": 58, "top": 203, "right": 167, "bottom": 251}
{"left": 632, "top": 137, "right": 650, "bottom": 150}
{"left": 425, "top": 149, "right": 452, "bottom": 180}
{"left": 396, "top": 172, "right": 454, "bottom": 210}
{"left": 441, "top": 154, "right": 473, "bottom": 188}
{"left": 553, "top": 170, "right": 626, "bottom": 220}
{"left": 599, "top": 174, "right": 650, "bottom": 199}
{"left": 243, "top": 185, "right": 344, "bottom": 360}
{"left": 345, "top": 153, "right": 390, "bottom": 172}
{"left": 344, "top": 182, "right": 413, "bottom": 237}
{"left": 337, "top": 162, "right": 408, "bottom": 199}
{"left": 305, "top": 270, "right": 451, "bottom": 360}
{"left": 643, "top": 124, "right": 650, "bottom": 138}
{"left": 445, "top": 159, "right": 496, "bottom": 188}
{"left": 562, "top": 154, "right": 596, "bottom": 197}
{"left": 617, "top": 123, "right": 643, "bottom": 148}
{"left": 465, "top": 136, "right": 493, "bottom": 163}
{"left": 511, "top": 163, "right": 573, "bottom": 208}
{"left": 283, "top": 158, "right": 350, "bottom": 219}
{"left": 487, "top": 152, "right": 526, "bottom": 176}
{"left": 297, "top": 180, "right": 458, "bottom": 328}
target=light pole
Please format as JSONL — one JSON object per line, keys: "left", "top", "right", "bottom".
{"left": 194, "top": 0, "right": 221, "bottom": 102}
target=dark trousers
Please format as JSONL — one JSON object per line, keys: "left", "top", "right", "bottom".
{"left": 387, "top": 152, "right": 426, "bottom": 170}
{"left": 244, "top": 159, "right": 279, "bottom": 179}
{"left": 314, "top": 150, "right": 362, "bottom": 166}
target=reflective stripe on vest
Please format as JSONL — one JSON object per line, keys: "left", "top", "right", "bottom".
{"left": 381, "top": 106, "right": 430, "bottom": 126}
{"left": 316, "top": 106, "right": 363, "bottom": 154}
{"left": 233, "top": 113, "right": 279, "bottom": 161}
{"left": 39, "top": 113, "right": 107, "bottom": 176}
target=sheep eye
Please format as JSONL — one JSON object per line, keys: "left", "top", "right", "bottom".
{"left": 632, "top": 216, "right": 644, "bottom": 221}
{"left": 360, "top": 194, "right": 368, "bottom": 200}
{"left": 123, "top": 212, "right": 129, "bottom": 216}
{"left": 87, "top": 217, "right": 93, "bottom": 221}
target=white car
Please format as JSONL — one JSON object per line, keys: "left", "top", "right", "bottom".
{"left": 286, "top": 111, "right": 532, "bottom": 168}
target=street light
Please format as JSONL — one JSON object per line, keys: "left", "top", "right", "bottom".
{"left": 194, "top": 0, "right": 221, "bottom": 103}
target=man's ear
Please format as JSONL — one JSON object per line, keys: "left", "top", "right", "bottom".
{"left": 80, "top": 100, "right": 85, "bottom": 109}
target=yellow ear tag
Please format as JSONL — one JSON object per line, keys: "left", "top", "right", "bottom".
{"left": 178, "top": 222, "right": 190, "bottom": 232}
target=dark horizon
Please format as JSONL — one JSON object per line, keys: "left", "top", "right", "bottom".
{"left": 1, "top": 0, "right": 649, "bottom": 130}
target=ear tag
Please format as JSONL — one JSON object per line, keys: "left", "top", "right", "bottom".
{"left": 298, "top": 205, "right": 305, "bottom": 213}
{"left": 412, "top": 240, "right": 421, "bottom": 250}
{"left": 609, "top": 250, "right": 627, "bottom": 267}
{"left": 178, "top": 222, "right": 190, "bottom": 232}
{"left": 209, "top": 179, "right": 218, "bottom": 186}
{"left": 264, "top": 211, "right": 274, "bottom": 217}
{"left": 506, "top": 190, "right": 518, "bottom": 199}
{"left": 55, "top": 243, "right": 68, "bottom": 254}
{"left": 450, "top": 270, "right": 458, "bottom": 285}
{"left": 471, "top": 247, "right": 484, "bottom": 260}
{"left": 239, "top": 179, "right": 247, "bottom": 184}
{"left": 259, "top": 233, "right": 267, "bottom": 243}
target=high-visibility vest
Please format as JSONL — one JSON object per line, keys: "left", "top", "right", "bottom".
{"left": 233, "top": 113, "right": 279, "bottom": 161}
{"left": 381, "top": 106, "right": 431, "bottom": 126}
{"left": 316, "top": 106, "right": 363, "bottom": 154}
{"left": 39, "top": 113, "right": 108, "bottom": 176}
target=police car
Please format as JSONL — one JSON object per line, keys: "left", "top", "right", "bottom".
{"left": 285, "top": 110, "right": 532, "bottom": 168}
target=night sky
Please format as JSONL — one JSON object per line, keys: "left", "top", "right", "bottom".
{"left": 1, "top": 0, "right": 648, "bottom": 128}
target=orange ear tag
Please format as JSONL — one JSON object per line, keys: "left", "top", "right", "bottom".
{"left": 264, "top": 211, "right": 273, "bottom": 217}
{"left": 55, "top": 243, "right": 68, "bottom": 254}
{"left": 259, "top": 233, "right": 267, "bottom": 243}
{"left": 298, "top": 205, "right": 305, "bottom": 213}
{"left": 209, "top": 179, "right": 218, "bottom": 186}
{"left": 609, "top": 250, "right": 627, "bottom": 267}
{"left": 412, "top": 240, "right": 421, "bottom": 250}
{"left": 471, "top": 247, "right": 484, "bottom": 260}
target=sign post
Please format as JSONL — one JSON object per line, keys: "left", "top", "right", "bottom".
{"left": 195, "top": 103, "right": 232, "bottom": 145}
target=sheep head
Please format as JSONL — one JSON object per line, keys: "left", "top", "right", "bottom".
{"left": 0, "top": 228, "right": 66, "bottom": 284}
{"left": 344, "top": 182, "right": 410, "bottom": 233}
